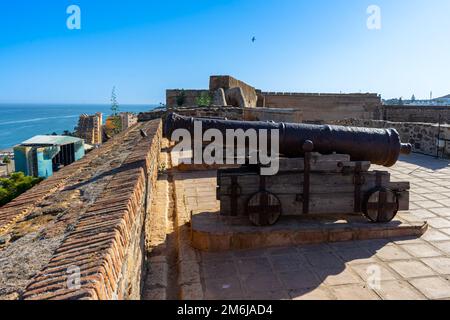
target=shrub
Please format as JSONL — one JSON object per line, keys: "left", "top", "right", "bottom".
{"left": 196, "top": 92, "right": 212, "bottom": 107}
{"left": 0, "top": 172, "right": 43, "bottom": 207}
{"left": 176, "top": 90, "right": 186, "bottom": 107}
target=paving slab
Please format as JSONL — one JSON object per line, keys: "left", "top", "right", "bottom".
{"left": 173, "top": 153, "right": 450, "bottom": 300}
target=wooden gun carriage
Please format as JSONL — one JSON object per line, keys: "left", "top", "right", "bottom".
{"left": 217, "top": 141, "right": 410, "bottom": 226}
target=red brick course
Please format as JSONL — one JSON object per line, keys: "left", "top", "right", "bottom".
{"left": 0, "top": 126, "right": 141, "bottom": 235}
{"left": 11, "top": 120, "right": 163, "bottom": 300}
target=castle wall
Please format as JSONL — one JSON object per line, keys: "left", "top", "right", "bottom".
{"left": 330, "top": 118, "right": 450, "bottom": 158}
{"left": 243, "top": 107, "right": 303, "bottom": 123}
{"left": 262, "top": 92, "right": 382, "bottom": 122}
{"left": 209, "top": 75, "right": 258, "bottom": 108}
{"left": 166, "top": 89, "right": 210, "bottom": 108}
{"left": 166, "top": 76, "right": 259, "bottom": 109}
{"left": 139, "top": 106, "right": 244, "bottom": 122}
{"left": 383, "top": 105, "right": 450, "bottom": 124}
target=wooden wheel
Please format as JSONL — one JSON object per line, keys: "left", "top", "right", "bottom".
{"left": 363, "top": 187, "right": 399, "bottom": 223}
{"left": 247, "top": 191, "right": 282, "bottom": 226}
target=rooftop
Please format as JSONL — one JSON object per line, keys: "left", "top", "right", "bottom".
{"left": 20, "top": 135, "right": 83, "bottom": 147}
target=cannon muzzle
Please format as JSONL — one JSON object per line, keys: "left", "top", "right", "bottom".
{"left": 164, "top": 113, "right": 411, "bottom": 167}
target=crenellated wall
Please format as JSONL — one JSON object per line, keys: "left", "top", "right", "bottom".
{"left": 165, "top": 76, "right": 384, "bottom": 122}
{"left": 262, "top": 92, "right": 382, "bottom": 122}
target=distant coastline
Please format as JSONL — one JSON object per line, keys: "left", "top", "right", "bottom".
{"left": 0, "top": 103, "right": 156, "bottom": 150}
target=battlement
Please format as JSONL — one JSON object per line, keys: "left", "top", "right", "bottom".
{"left": 261, "top": 92, "right": 379, "bottom": 97}
{"left": 166, "top": 75, "right": 382, "bottom": 122}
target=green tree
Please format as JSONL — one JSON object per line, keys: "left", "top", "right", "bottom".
{"left": 0, "top": 172, "right": 43, "bottom": 206}
{"left": 2, "top": 156, "right": 10, "bottom": 164}
{"left": 0, "top": 187, "right": 8, "bottom": 202}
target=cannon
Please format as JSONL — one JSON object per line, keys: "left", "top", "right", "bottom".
{"left": 164, "top": 113, "right": 412, "bottom": 167}
{"left": 164, "top": 113, "right": 412, "bottom": 226}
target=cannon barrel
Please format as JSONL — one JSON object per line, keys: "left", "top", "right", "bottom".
{"left": 164, "top": 113, "right": 412, "bottom": 167}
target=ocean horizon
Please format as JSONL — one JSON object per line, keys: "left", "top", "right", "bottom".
{"left": 0, "top": 103, "right": 156, "bottom": 150}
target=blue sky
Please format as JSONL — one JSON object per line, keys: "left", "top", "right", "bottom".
{"left": 0, "top": 0, "right": 449, "bottom": 104}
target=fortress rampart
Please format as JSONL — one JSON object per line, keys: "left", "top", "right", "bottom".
{"left": 0, "top": 120, "right": 162, "bottom": 300}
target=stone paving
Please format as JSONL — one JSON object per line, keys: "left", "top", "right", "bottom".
{"left": 174, "top": 154, "right": 450, "bottom": 300}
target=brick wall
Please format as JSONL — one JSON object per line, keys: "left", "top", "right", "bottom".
{"left": 383, "top": 105, "right": 450, "bottom": 124}
{"left": 330, "top": 119, "right": 450, "bottom": 158}
{"left": 262, "top": 92, "right": 382, "bottom": 122}
{"left": 13, "top": 120, "right": 163, "bottom": 300}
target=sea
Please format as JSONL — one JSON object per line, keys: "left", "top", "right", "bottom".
{"left": 0, "top": 104, "right": 157, "bottom": 151}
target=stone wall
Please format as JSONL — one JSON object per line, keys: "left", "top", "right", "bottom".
{"left": 138, "top": 106, "right": 244, "bottom": 122}
{"left": 166, "top": 76, "right": 387, "bottom": 122}
{"left": 167, "top": 76, "right": 259, "bottom": 109}
{"left": 166, "top": 89, "right": 210, "bottom": 108}
{"left": 209, "top": 75, "right": 258, "bottom": 108}
{"left": 330, "top": 119, "right": 450, "bottom": 158}
{"left": 383, "top": 105, "right": 450, "bottom": 124}
{"left": 262, "top": 92, "right": 382, "bottom": 122}
{"left": 244, "top": 107, "right": 303, "bottom": 123}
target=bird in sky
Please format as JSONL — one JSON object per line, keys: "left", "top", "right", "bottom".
{"left": 251, "top": 36, "right": 256, "bottom": 43}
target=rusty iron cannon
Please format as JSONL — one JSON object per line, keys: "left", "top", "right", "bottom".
{"left": 164, "top": 113, "right": 412, "bottom": 226}
{"left": 164, "top": 113, "right": 411, "bottom": 167}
